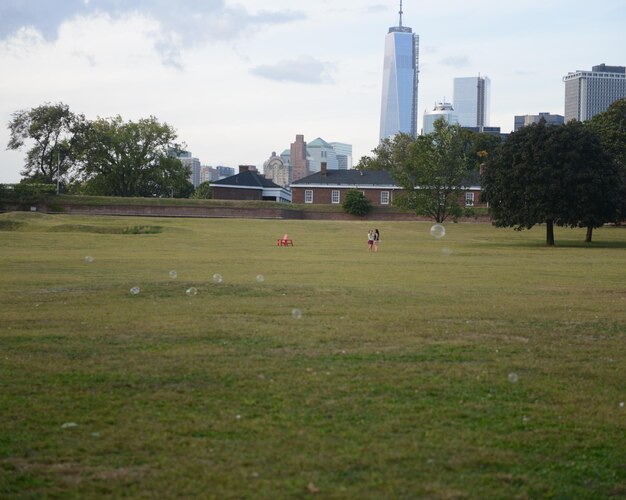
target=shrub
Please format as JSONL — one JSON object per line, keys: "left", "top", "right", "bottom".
{"left": 342, "top": 189, "right": 372, "bottom": 216}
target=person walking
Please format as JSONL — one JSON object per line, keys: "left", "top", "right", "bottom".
{"left": 373, "top": 229, "right": 380, "bottom": 253}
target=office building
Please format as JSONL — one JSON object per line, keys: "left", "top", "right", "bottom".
{"left": 514, "top": 112, "right": 564, "bottom": 132}
{"left": 329, "top": 142, "right": 352, "bottom": 170}
{"left": 423, "top": 102, "right": 458, "bottom": 135}
{"left": 563, "top": 64, "right": 626, "bottom": 122}
{"left": 453, "top": 76, "right": 491, "bottom": 129}
{"left": 379, "top": 1, "right": 419, "bottom": 140}
{"left": 307, "top": 138, "right": 338, "bottom": 173}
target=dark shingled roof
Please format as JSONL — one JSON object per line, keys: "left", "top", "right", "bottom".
{"left": 213, "top": 171, "right": 281, "bottom": 189}
{"left": 291, "top": 169, "right": 397, "bottom": 186}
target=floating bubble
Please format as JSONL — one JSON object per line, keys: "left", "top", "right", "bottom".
{"left": 430, "top": 224, "right": 446, "bottom": 238}
{"left": 213, "top": 273, "right": 223, "bottom": 284}
{"left": 130, "top": 287, "right": 141, "bottom": 295}
{"left": 256, "top": 274, "right": 265, "bottom": 283}
{"left": 61, "top": 422, "right": 78, "bottom": 429}
{"left": 85, "top": 256, "right": 94, "bottom": 263}
{"left": 291, "top": 308, "right": 302, "bottom": 319}
{"left": 620, "top": 402, "right": 624, "bottom": 409}
{"left": 169, "top": 270, "right": 177, "bottom": 279}
{"left": 186, "top": 287, "right": 198, "bottom": 296}
{"left": 508, "top": 372, "right": 519, "bottom": 383}
{"left": 441, "top": 247, "right": 453, "bottom": 256}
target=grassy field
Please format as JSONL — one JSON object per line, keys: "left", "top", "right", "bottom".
{"left": 1, "top": 212, "right": 624, "bottom": 498}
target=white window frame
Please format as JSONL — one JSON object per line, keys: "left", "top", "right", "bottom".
{"left": 304, "top": 189, "right": 313, "bottom": 204}
{"left": 380, "top": 191, "right": 390, "bottom": 205}
{"left": 465, "top": 192, "right": 474, "bottom": 207}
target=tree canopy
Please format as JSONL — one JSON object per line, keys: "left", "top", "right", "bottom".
{"left": 74, "top": 115, "right": 192, "bottom": 197}
{"left": 7, "top": 102, "right": 83, "bottom": 185}
{"left": 358, "top": 120, "right": 479, "bottom": 222}
{"left": 589, "top": 98, "right": 626, "bottom": 222}
{"left": 342, "top": 189, "right": 372, "bottom": 216}
{"left": 482, "top": 120, "right": 620, "bottom": 245}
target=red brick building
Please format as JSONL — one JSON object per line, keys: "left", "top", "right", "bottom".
{"left": 290, "top": 164, "right": 484, "bottom": 208}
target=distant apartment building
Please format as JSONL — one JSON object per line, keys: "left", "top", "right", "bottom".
{"left": 200, "top": 165, "right": 235, "bottom": 183}
{"left": 453, "top": 76, "right": 491, "bottom": 129}
{"left": 563, "top": 64, "right": 626, "bottom": 122}
{"left": 170, "top": 149, "right": 201, "bottom": 187}
{"left": 514, "top": 112, "right": 564, "bottom": 132}
{"left": 423, "top": 102, "right": 458, "bottom": 135}
{"left": 290, "top": 135, "right": 309, "bottom": 182}
{"left": 263, "top": 152, "right": 291, "bottom": 187}
{"left": 307, "top": 138, "right": 338, "bottom": 173}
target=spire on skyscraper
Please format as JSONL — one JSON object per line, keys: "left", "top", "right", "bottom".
{"left": 399, "top": 0, "right": 403, "bottom": 27}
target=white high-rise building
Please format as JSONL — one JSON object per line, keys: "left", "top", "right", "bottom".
{"left": 563, "top": 64, "right": 626, "bottom": 122}
{"left": 379, "top": 1, "right": 419, "bottom": 140}
{"left": 423, "top": 102, "right": 458, "bottom": 135}
{"left": 453, "top": 76, "right": 491, "bottom": 129}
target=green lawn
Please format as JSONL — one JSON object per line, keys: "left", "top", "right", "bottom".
{"left": 1, "top": 212, "right": 625, "bottom": 498}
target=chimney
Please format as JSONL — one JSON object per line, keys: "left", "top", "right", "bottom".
{"left": 239, "top": 165, "right": 249, "bottom": 174}
{"left": 321, "top": 162, "right": 327, "bottom": 177}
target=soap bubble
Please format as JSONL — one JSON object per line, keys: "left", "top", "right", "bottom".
{"left": 508, "top": 372, "right": 519, "bottom": 383}
{"left": 441, "top": 247, "right": 453, "bottom": 256}
{"left": 291, "top": 308, "right": 302, "bottom": 319}
{"left": 85, "top": 256, "right": 94, "bottom": 263}
{"left": 213, "top": 273, "right": 223, "bottom": 284}
{"left": 186, "top": 287, "right": 198, "bottom": 296}
{"left": 430, "top": 224, "right": 446, "bottom": 238}
{"left": 256, "top": 274, "right": 265, "bottom": 283}
{"left": 61, "top": 422, "right": 78, "bottom": 429}
{"left": 620, "top": 402, "right": 624, "bottom": 409}
{"left": 169, "top": 270, "right": 177, "bottom": 279}
{"left": 130, "top": 287, "right": 140, "bottom": 295}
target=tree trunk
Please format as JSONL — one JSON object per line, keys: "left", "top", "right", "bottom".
{"left": 585, "top": 225, "right": 593, "bottom": 243}
{"left": 546, "top": 220, "right": 555, "bottom": 246}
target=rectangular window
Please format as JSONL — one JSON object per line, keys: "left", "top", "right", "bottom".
{"left": 465, "top": 192, "right": 474, "bottom": 206}
{"left": 380, "top": 191, "right": 389, "bottom": 205}
{"left": 331, "top": 190, "right": 340, "bottom": 204}
{"left": 305, "top": 190, "right": 313, "bottom": 204}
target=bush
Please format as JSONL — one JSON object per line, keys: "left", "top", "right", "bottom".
{"left": 342, "top": 189, "right": 372, "bottom": 216}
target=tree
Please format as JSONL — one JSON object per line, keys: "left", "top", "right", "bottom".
{"left": 358, "top": 120, "right": 473, "bottom": 222}
{"left": 192, "top": 181, "right": 213, "bottom": 199}
{"left": 7, "top": 102, "right": 82, "bottom": 186}
{"left": 342, "top": 189, "right": 372, "bottom": 216}
{"left": 482, "top": 121, "right": 619, "bottom": 245}
{"left": 589, "top": 98, "right": 626, "bottom": 224}
{"left": 74, "top": 116, "right": 192, "bottom": 197}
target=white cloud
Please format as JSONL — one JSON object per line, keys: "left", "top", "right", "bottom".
{"left": 250, "top": 55, "right": 335, "bottom": 84}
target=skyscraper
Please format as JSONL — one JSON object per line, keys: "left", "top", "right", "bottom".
{"left": 379, "top": 1, "right": 419, "bottom": 141}
{"left": 563, "top": 64, "right": 626, "bottom": 122}
{"left": 453, "top": 76, "right": 491, "bottom": 129}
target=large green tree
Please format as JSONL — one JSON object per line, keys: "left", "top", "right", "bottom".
{"left": 358, "top": 120, "right": 474, "bottom": 222}
{"left": 482, "top": 120, "right": 619, "bottom": 245}
{"left": 7, "top": 102, "right": 82, "bottom": 185}
{"left": 589, "top": 98, "right": 626, "bottom": 223}
{"left": 75, "top": 116, "right": 192, "bottom": 197}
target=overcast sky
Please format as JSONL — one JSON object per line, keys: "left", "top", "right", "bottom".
{"left": 1, "top": 0, "right": 625, "bottom": 183}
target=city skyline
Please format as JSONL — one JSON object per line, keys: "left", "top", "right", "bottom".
{"left": 1, "top": 0, "right": 625, "bottom": 183}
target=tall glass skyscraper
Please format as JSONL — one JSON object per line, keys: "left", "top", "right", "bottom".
{"left": 379, "top": 1, "right": 419, "bottom": 141}
{"left": 453, "top": 76, "right": 491, "bottom": 129}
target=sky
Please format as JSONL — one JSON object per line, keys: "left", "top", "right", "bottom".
{"left": 1, "top": 0, "right": 625, "bottom": 183}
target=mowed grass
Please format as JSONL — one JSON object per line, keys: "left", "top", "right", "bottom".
{"left": 0, "top": 212, "right": 625, "bottom": 498}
